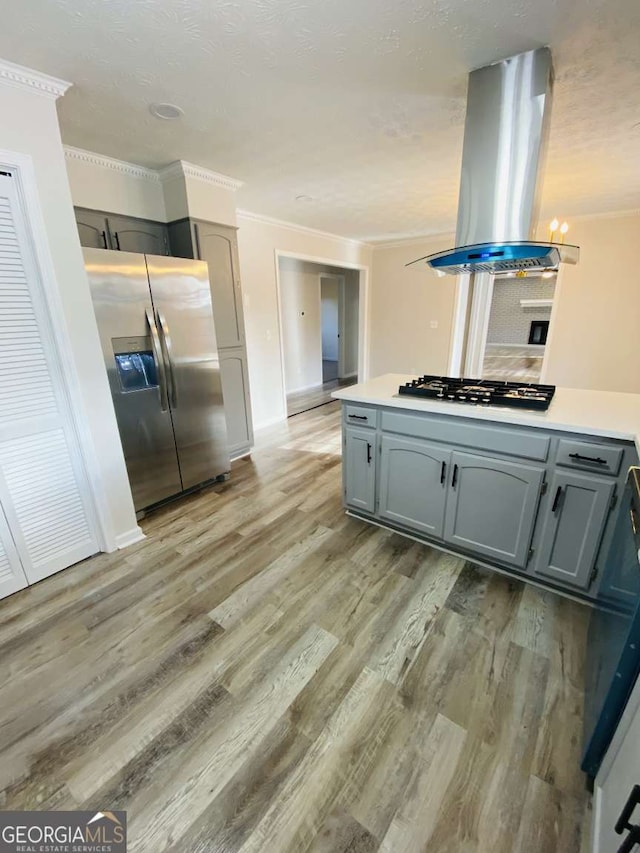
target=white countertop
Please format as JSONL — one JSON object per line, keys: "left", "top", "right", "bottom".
{"left": 332, "top": 374, "right": 640, "bottom": 452}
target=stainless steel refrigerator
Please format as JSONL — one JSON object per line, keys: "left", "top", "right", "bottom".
{"left": 84, "top": 248, "right": 230, "bottom": 513}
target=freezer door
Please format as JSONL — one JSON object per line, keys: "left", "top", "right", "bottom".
{"left": 146, "top": 255, "right": 230, "bottom": 488}
{"left": 84, "top": 249, "right": 182, "bottom": 510}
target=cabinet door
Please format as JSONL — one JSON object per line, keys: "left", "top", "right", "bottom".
{"left": 344, "top": 428, "right": 376, "bottom": 514}
{"left": 74, "top": 207, "right": 110, "bottom": 249}
{"left": 444, "top": 451, "right": 544, "bottom": 568}
{"left": 219, "top": 347, "right": 254, "bottom": 459}
{"left": 379, "top": 435, "right": 450, "bottom": 537}
{"left": 107, "top": 214, "right": 169, "bottom": 255}
{"left": 536, "top": 471, "right": 614, "bottom": 590}
{"left": 193, "top": 222, "right": 245, "bottom": 348}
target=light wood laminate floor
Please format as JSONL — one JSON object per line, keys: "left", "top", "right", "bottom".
{"left": 0, "top": 402, "right": 592, "bottom": 852}
{"left": 287, "top": 375, "right": 356, "bottom": 417}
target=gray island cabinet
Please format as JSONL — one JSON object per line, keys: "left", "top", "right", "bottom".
{"left": 336, "top": 379, "right": 640, "bottom": 602}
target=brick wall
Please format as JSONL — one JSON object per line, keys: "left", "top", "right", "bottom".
{"left": 487, "top": 275, "right": 556, "bottom": 345}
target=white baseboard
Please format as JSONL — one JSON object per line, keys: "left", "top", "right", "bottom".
{"left": 115, "top": 526, "right": 146, "bottom": 550}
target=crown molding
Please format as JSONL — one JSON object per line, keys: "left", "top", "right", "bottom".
{"left": 159, "top": 160, "right": 243, "bottom": 191}
{"left": 0, "top": 58, "right": 71, "bottom": 100}
{"left": 369, "top": 230, "right": 455, "bottom": 250}
{"left": 63, "top": 146, "right": 161, "bottom": 182}
{"left": 236, "top": 209, "right": 372, "bottom": 248}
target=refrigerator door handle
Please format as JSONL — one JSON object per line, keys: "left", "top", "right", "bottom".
{"left": 145, "top": 308, "right": 169, "bottom": 412}
{"left": 157, "top": 310, "right": 178, "bottom": 408}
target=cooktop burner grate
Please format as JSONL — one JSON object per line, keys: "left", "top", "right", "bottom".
{"left": 398, "top": 375, "right": 555, "bottom": 411}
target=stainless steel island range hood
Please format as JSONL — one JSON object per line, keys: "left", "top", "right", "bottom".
{"left": 409, "top": 47, "right": 579, "bottom": 275}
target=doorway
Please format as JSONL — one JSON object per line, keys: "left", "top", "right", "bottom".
{"left": 452, "top": 270, "right": 559, "bottom": 382}
{"left": 277, "top": 257, "right": 361, "bottom": 417}
{"left": 321, "top": 276, "right": 340, "bottom": 383}
{"left": 481, "top": 271, "right": 557, "bottom": 383}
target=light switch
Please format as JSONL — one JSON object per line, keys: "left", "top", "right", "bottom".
{"left": 430, "top": 320, "right": 438, "bottom": 329}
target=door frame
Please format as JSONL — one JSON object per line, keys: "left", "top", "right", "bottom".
{"left": 448, "top": 268, "right": 564, "bottom": 379}
{"left": 275, "top": 250, "right": 369, "bottom": 420}
{"left": 0, "top": 148, "right": 115, "bottom": 552}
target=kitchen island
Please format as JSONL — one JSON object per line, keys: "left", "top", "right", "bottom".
{"left": 333, "top": 374, "right": 640, "bottom": 602}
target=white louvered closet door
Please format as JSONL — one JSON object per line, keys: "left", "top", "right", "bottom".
{"left": 0, "top": 171, "right": 98, "bottom": 596}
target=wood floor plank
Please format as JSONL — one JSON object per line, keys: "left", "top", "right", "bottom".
{"left": 237, "top": 667, "right": 396, "bottom": 853}
{"left": 126, "top": 625, "right": 339, "bottom": 852}
{"left": 0, "top": 402, "right": 592, "bottom": 851}
{"left": 380, "top": 713, "right": 467, "bottom": 853}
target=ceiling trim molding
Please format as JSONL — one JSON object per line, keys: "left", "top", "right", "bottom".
{"left": 0, "top": 58, "right": 71, "bottom": 100}
{"left": 370, "top": 231, "right": 454, "bottom": 250}
{"left": 159, "top": 160, "right": 243, "bottom": 191}
{"left": 63, "top": 146, "right": 161, "bottom": 182}
{"left": 236, "top": 209, "right": 372, "bottom": 248}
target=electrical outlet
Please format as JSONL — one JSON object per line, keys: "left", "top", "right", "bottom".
{"left": 430, "top": 320, "right": 438, "bottom": 329}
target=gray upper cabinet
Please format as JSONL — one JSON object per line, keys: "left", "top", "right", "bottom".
{"left": 443, "top": 451, "right": 544, "bottom": 568}
{"left": 379, "top": 435, "right": 450, "bottom": 537}
{"left": 535, "top": 470, "right": 614, "bottom": 590}
{"left": 192, "top": 221, "right": 245, "bottom": 349}
{"left": 344, "top": 428, "right": 376, "bottom": 514}
{"left": 74, "top": 208, "right": 109, "bottom": 249}
{"left": 106, "top": 214, "right": 169, "bottom": 255}
{"left": 219, "top": 347, "right": 253, "bottom": 459}
{"left": 74, "top": 207, "right": 169, "bottom": 254}
{"left": 168, "top": 217, "right": 254, "bottom": 458}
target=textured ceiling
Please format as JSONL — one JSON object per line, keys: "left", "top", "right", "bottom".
{"left": 1, "top": 0, "right": 639, "bottom": 241}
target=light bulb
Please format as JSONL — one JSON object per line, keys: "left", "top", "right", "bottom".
{"left": 560, "top": 222, "right": 569, "bottom": 234}
{"left": 549, "top": 218, "right": 559, "bottom": 232}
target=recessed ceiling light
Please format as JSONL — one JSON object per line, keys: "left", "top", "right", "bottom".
{"left": 295, "top": 194, "right": 314, "bottom": 202}
{"left": 149, "top": 102, "right": 183, "bottom": 120}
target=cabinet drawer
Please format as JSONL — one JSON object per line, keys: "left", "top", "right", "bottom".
{"left": 381, "top": 411, "right": 549, "bottom": 461}
{"left": 556, "top": 439, "right": 622, "bottom": 477}
{"left": 345, "top": 405, "right": 377, "bottom": 429}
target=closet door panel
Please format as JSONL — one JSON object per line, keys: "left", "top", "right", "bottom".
{"left": 0, "top": 173, "right": 99, "bottom": 594}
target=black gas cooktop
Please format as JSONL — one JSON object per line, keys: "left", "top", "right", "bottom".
{"left": 398, "top": 375, "right": 555, "bottom": 411}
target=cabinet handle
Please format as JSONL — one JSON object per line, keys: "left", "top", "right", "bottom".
{"left": 631, "top": 507, "right": 638, "bottom": 536}
{"left": 101, "top": 230, "right": 108, "bottom": 249}
{"left": 367, "top": 442, "right": 372, "bottom": 464}
{"left": 569, "top": 452, "right": 607, "bottom": 465}
{"left": 440, "top": 460, "right": 446, "bottom": 485}
{"left": 451, "top": 464, "right": 458, "bottom": 489}
{"left": 113, "top": 231, "right": 121, "bottom": 251}
{"left": 194, "top": 223, "right": 202, "bottom": 260}
{"left": 615, "top": 784, "right": 640, "bottom": 852}
{"left": 551, "top": 485, "right": 563, "bottom": 512}
{"left": 348, "top": 414, "right": 368, "bottom": 421}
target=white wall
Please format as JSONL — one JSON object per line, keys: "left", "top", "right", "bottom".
{"left": 320, "top": 277, "right": 339, "bottom": 362}
{"left": 369, "top": 233, "right": 457, "bottom": 377}
{"left": 0, "top": 81, "right": 139, "bottom": 548}
{"left": 540, "top": 212, "right": 640, "bottom": 393}
{"left": 236, "top": 213, "right": 372, "bottom": 428}
{"left": 64, "top": 149, "right": 166, "bottom": 221}
{"left": 183, "top": 174, "right": 237, "bottom": 227}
